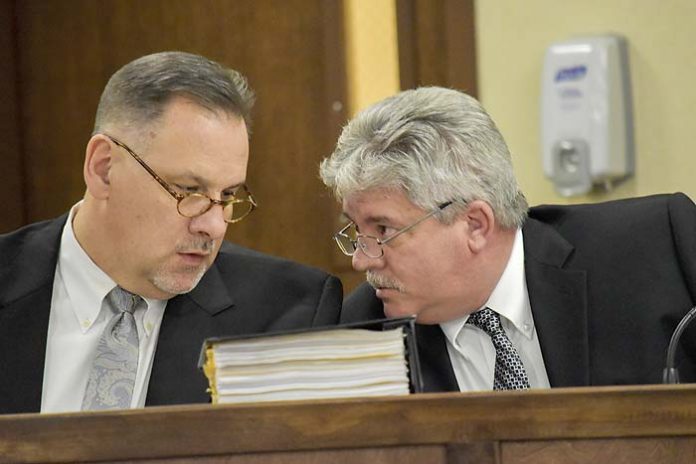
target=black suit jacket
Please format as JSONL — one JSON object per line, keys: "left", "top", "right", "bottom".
{"left": 0, "top": 215, "right": 342, "bottom": 414}
{"left": 342, "top": 193, "right": 696, "bottom": 391}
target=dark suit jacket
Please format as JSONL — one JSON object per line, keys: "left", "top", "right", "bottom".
{"left": 342, "top": 193, "right": 696, "bottom": 391}
{"left": 0, "top": 215, "right": 342, "bottom": 414}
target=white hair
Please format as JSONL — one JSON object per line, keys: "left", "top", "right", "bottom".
{"left": 320, "top": 87, "right": 527, "bottom": 228}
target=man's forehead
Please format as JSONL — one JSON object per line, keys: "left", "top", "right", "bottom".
{"left": 342, "top": 188, "right": 421, "bottom": 222}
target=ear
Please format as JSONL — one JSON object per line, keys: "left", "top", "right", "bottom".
{"left": 463, "top": 200, "right": 497, "bottom": 253}
{"left": 83, "top": 134, "right": 114, "bottom": 200}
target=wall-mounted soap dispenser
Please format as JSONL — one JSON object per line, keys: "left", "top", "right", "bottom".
{"left": 541, "top": 35, "right": 634, "bottom": 196}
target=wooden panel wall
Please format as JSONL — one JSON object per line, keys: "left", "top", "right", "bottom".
{"left": 396, "top": 0, "right": 477, "bottom": 96}
{"left": 4, "top": 0, "right": 478, "bottom": 293}
{"left": 6, "top": 0, "right": 352, "bottom": 281}
{"left": 0, "top": 1, "right": 26, "bottom": 231}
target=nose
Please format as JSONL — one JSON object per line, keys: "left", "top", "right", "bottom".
{"left": 351, "top": 248, "right": 383, "bottom": 272}
{"left": 188, "top": 204, "right": 228, "bottom": 240}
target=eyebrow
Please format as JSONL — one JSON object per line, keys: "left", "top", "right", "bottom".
{"left": 341, "top": 212, "right": 400, "bottom": 227}
{"left": 365, "top": 215, "right": 397, "bottom": 225}
{"left": 170, "top": 170, "right": 244, "bottom": 192}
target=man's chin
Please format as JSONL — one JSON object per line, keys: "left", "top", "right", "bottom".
{"left": 382, "top": 301, "right": 419, "bottom": 320}
{"left": 152, "top": 267, "right": 207, "bottom": 296}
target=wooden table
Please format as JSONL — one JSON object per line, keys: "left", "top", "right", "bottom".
{"left": 3, "top": 384, "right": 696, "bottom": 463}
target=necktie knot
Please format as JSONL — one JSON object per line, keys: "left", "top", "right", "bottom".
{"left": 467, "top": 307, "right": 503, "bottom": 336}
{"left": 107, "top": 286, "right": 142, "bottom": 315}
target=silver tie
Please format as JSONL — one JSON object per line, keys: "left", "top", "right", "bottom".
{"left": 82, "top": 286, "right": 142, "bottom": 410}
{"left": 467, "top": 307, "right": 531, "bottom": 390}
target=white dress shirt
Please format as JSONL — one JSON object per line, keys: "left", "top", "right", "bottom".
{"left": 41, "top": 203, "right": 167, "bottom": 413}
{"left": 440, "top": 229, "right": 550, "bottom": 391}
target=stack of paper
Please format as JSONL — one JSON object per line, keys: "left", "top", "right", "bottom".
{"left": 201, "top": 327, "right": 411, "bottom": 404}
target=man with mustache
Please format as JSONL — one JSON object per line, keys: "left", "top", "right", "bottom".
{"left": 320, "top": 87, "right": 696, "bottom": 391}
{"left": 0, "top": 52, "right": 342, "bottom": 414}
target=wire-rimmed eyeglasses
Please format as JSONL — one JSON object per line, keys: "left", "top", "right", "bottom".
{"left": 333, "top": 201, "right": 453, "bottom": 258}
{"left": 104, "top": 134, "right": 257, "bottom": 223}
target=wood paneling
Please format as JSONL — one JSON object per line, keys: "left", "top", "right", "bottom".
{"left": 396, "top": 0, "right": 477, "bottom": 95}
{"left": 503, "top": 437, "right": 696, "bottom": 464}
{"left": 0, "top": 1, "right": 26, "bottom": 231}
{"left": 4, "top": 385, "right": 696, "bottom": 463}
{"left": 110, "top": 446, "right": 451, "bottom": 464}
{"left": 10, "top": 0, "right": 347, "bottom": 277}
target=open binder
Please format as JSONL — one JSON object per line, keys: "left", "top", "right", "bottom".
{"left": 198, "top": 317, "right": 423, "bottom": 404}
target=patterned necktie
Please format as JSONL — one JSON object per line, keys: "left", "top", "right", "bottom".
{"left": 467, "top": 307, "right": 530, "bottom": 390}
{"left": 82, "top": 286, "right": 142, "bottom": 410}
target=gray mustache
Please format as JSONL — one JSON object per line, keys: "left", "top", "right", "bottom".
{"left": 176, "top": 239, "right": 214, "bottom": 254}
{"left": 366, "top": 271, "right": 405, "bottom": 292}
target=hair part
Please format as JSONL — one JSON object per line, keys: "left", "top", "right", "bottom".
{"left": 93, "top": 51, "right": 255, "bottom": 140}
{"left": 319, "top": 87, "right": 528, "bottom": 229}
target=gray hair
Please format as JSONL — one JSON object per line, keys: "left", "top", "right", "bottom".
{"left": 93, "top": 51, "right": 255, "bottom": 138}
{"left": 319, "top": 87, "right": 527, "bottom": 229}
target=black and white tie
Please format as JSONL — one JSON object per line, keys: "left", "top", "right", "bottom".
{"left": 467, "top": 307, "right": 530, "bottom": 390}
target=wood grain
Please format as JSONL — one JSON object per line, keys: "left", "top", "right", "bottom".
{"left": 396, "top": 0, "right": 477, "bottom": 95}
{"left": 3, "top": 385, "right": 696, "bottom": 463}
{"left": 503, "top": 437, "right": 696, "bottom": 464}
{"left": 0, "top": 0, "right": 26, "bottom": 231}
{"left": 108, "top": 446, "right": 450, "bottom": 464}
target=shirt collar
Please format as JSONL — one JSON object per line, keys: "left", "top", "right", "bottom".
{"left": 485, "top": 228, "right": 534, "bottom": 338}
{"left": 58, "top": 202, "right": 164, "bottom": 335}
{"left": 59, "top": 203, "right": 117, "bottom": 333}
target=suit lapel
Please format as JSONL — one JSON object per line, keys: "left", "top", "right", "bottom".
{"left": 523, "top": 218, "right": 589, "bottom": 387}
{"left": 416, "top": 324, "right": 459, "bottom": 392}
{"left": 0, "top": 286, "right": 54, "bottom": 413}
{"left": 0, "top": 216, "right": 66, "bottom": 413}
{"left": 146, "top": 262, "right": 235, "bottom": 405}
{"left": 183, "top": 260, "right": 236, "bottom": 316}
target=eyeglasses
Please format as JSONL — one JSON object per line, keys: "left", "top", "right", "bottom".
{"left": 333, "top": 201, "right": 453, "bottom": 258}
{"left": 104, "top": 134, "right": 257, "bottom": 223}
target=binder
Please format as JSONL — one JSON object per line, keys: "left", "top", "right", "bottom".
{"left": 198, "top": 316, "right": 424, "bottom": 403}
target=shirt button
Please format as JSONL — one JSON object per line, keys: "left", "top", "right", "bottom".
{"left": 82, "top": 319, "right": 90, "bottom": 328}
{"left": 146, "top": 322, "right": 153, "bottom": 332}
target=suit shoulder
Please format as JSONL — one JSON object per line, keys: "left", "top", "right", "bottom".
{"left": 0, "top": 218, "right": 54, "bottom": 248}
{"left": 0, "top": 216, "right": 66, "bottom": 304}
{"left": 342, "top": 282, "right": 384, "bottom": 323}
{"left": 528, "top": 193, "right": 691, "bottom": 228}
{"left": 215, "top": 242, "right": 334, "bottom": 281}
{"left": 667, "top": 192, "right": 696, "bottom": 224}
{"left": 525, "top": 193, "right": 695, "bottom": 269}
{"left": 207, "top": 242, "right": 343, "bottom": 328}
{"left": 0, "top": 216, "right": 66, "bottom": 266}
